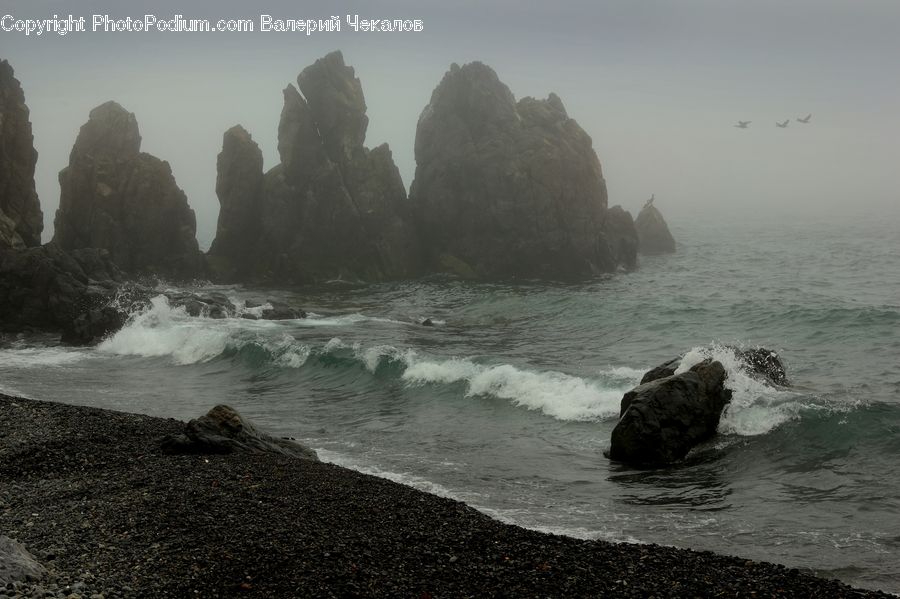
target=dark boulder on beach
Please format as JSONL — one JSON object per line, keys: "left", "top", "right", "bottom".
{"left": 0, "top": 535, "right": 46, "bottom": 586}
{"left": 209, "top": 51, "right": 421, "bottom": 284}
{"left": 409, "top": 61, "right": 635, "bottom": 279}
{"left": 635, "top": 198, "right": 676, "bottom": 255}
{"left": 0, "top": 60, "right": 43, "bottom": 249}
{"left": 608, "top": 360, "right": 732, "bottom": 467}
{"left": 160, "top": 404, "right": 319, "bottom": 461}
{"left": 53, "top": 101, "right": 204, "bottom": 279}
{"left": 0, "top": 242, "right": 126, "bottom": 344}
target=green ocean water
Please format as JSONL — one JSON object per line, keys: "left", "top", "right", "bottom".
{"left": 2, "top": 210, "right": 899, "bottom": 593}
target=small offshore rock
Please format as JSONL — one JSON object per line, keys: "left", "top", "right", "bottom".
{"left": 609, "top": 360, "right": 732, "bottom": 467}
{"left": 635, "top": 198, "right": 676, "bottom": 255}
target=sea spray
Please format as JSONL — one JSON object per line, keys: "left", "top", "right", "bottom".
{"left": 676, "top": 344, "right": 801, "bottom": 436}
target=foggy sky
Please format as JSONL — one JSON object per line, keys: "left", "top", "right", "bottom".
{"left": 4, "top": 0, "right": 899, "bottom": 248}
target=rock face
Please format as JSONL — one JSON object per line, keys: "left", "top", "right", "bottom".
{"left": 54, "top": 101, "right": 203, "bottom": 278}
{"left": 0, "top": 60, "right": 42, "bottom": 249}
{"left": 209, "top": 51, "right": 421, "bottom": 283}
{"left": 635, "top": 199, "right": 676, "bottom": 255}
{"left": 160, "top": 405, "right": 319, "bottom": 460}
{"left": 410, "top": 62, "right": 636, "bottom": 279}
{"left": 0, "top": 243, "right": 126, "bottom": 344}
{"left": 608, "top": 360, "right": 732, "bottom": 467}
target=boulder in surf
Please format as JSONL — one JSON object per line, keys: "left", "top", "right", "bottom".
{"left": 608, "top": 360, "right": 732, "bottom": 467}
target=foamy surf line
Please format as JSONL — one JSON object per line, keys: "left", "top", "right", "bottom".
{"left": 400, "top": 356, "right": 636, "bottom": 421}
{"left": 0, "top": 346, "right": 92, "bottom": 368}
{"left": 318, "top": 448, "right": 641, "bottom": 545}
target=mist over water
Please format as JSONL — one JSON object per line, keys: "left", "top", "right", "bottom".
{"left": 2, "top": 211, "right": 898, "bottom": 593}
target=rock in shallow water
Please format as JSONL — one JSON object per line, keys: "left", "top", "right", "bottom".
{"left": 640, "top": 347, "right": 788, "bottom": 387}
{"left": 160, "top": 405, "right": 319, "bottom": 461}
{"left": 608, "top": 360, "right": 732, "bottom": 467}
{"left": 0, "top": 243, "right": 125, "bottom": 344}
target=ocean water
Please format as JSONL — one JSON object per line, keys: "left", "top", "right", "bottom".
{"left": 2, "top": 210, "right": 899, "bottom": 593}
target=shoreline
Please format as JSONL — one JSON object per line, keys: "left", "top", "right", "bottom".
{"left": 0, "top": 393, "right": 892, "bottom": 598}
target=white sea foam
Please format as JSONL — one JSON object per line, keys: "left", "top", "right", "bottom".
{"left": 676, "top": 344, "right": 800, "bottom": 436}
{"left": 299, "top": 313, "right": 410, "bottom": 327}
{"left": 0, "top": 346, "right": 91, "bottom": 368}
{"left": 403, "top": 357, "right": 627, "bottom": 421}
{"left": 98, "top": 296, "right": 232, "bottom": 364}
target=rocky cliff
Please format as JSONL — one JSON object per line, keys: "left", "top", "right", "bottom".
{"left": 409, "top": 62, "right": 636, "bottom": 279}
{"left": 209, "top": 51, "right": 421, "bottom": 283}
{"left": 635, "top": 199, "right": 676, "bottom": 255}
{"left": 54, "top": 101, "right": 203, "bottom": 278}
{"left": 0, "top": 60, "right": 42, "bottom": 249}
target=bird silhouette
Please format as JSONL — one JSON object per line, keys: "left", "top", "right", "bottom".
{"left": 776, "top": 120, "right": 790, "bottom": 128}
{"left": 735, "top": 121, "right": 751, "bottom": 129}
{"left": 796, "top": 113, "right": 812, "bottom": 123}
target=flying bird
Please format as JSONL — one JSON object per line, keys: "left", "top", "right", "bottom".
{"left": 776, "top": 120, "right": 790, "bottom": 128}
{"left": 797, "top": 113, "right": 812, "bottom": 123}
{"left": 735, "top": 121, "right": 751, "bottom": 128}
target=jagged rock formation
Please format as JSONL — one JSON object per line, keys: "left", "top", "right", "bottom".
{"left": 410, "top": 62, "right": 636, "bottom": 279}
{"left": 635, "top": 199, "right": 676, "bottom": 255}
{"left": 209, "top": 51, "right": 421, "bottom": 283}
{"left": 53, "top": 101, "right": 203, "bottom": 278}
{"left": 0, "top": 243, "right": 126, "bottom": 344}
{"left": 0, "top": 60, "right": 42, "bottom": 249}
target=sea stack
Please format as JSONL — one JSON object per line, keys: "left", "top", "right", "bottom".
{"left": 0, "top": 60, "right": 43, "bottom": 249}
{"left": 209, "top": 51, "right": 421, "bottom": 284}
{"left": 635, "top": 198, "right": 676, "bottom": 255}
{"left": 54, "top": 101, "right": 203, "bottom": 278}
{"left": 207, "top": 125, "right": 265, "bottom": 280}
{"left": 409, "top": 62, "right": 636, "bottom": 279}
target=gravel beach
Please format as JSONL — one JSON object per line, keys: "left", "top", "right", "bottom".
{"left": 0, "top": 393, "right": 891, "bottom": 598}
